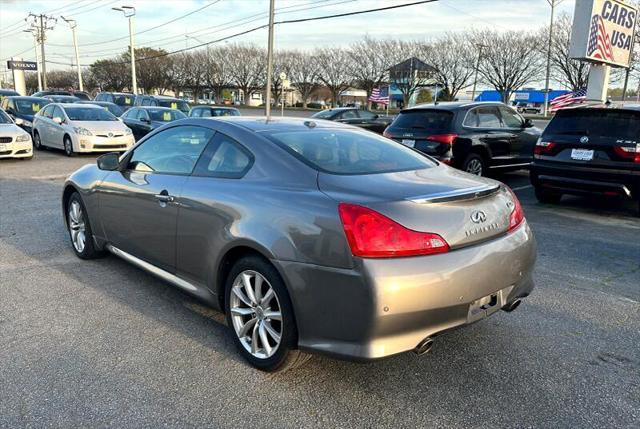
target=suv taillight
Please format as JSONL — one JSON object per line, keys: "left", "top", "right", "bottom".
{"left": 613, "top": 144, "right": 640, "bottom": 163}
{"left": 506, "top": 187, "right": 525, "bottom": 232}
{"left": 426, "top": 133, "right": 458, "bottom": 145}
{"left": 534, "top": 139, "right": 556, "bottom": 156}
{"left": 382, "top": 129, "right": 392, "bottom": 139}
{"left": 338, "top": 203, "right": 449, "bottom": 258}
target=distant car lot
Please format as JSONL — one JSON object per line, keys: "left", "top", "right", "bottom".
{"left": 0, "top": 148, "right": 638, "bottom": 427}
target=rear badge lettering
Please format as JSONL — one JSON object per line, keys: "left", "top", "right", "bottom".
{"left": 465, "top": 222, "right": 500, "bottom": 238}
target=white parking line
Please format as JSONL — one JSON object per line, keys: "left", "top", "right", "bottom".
{"left": 29, "top": 174, "right": 68, "bottom": 180}
{"left": 511, "top": 185, "right": 533, "bottom": 191}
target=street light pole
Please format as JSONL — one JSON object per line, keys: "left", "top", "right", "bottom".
{"left": 543, "top": 0, "right": 560, "bottom": 117}
{"left": 265, "top": 0, "right": 275, "bottom": 120}
{"left": 24, "top": 29, "right": 43, "bottom": 92}
{"left": 113, "top": 6, "right": 137, "bottom": 94}
{"left": 471, "top": 44, "right": 486, "bottom": 102}
{"left": 61, "top": 17, "right": 83, "bottom": 91}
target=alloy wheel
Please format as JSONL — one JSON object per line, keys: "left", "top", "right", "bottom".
{"left": 465, "top": 158, "right": 483, "bottom": 176}
{"left": 68, "top": 200, "right": 86, "bottom": 253}
{"left": 229, "top": 270, "right": 283, "bottom": 359}
{"left": 64, "top": 139, "right": 73, "bottom": 156}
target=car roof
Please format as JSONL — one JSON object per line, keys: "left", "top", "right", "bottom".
{"left": 204, "top": 116, "right": 355, "bottom": 132}
{"left": 403, "top": 101, "right": 505, "bottom": 112}
{"left": 137, "top": 106, "right": 177, "bottom": 111}
{"left": 149, "top": 95, "right": 182, "bottom": 101}
{"left": 6, "top": 96, "right": 50, "bottom": 101}
{"left": 0, "top": 89, "right": 19, "bottom": 94}
{"left": 78, "top": 100, "right": 115, "bottom": 105}
{"left": 57, "top": 103, "right": 102, "bottom": 109}
{"left": 196, "top": 105, "right": 237, "bottom": 109}
{"left": 318, "top": 107, "right": 356, "bottom": 112}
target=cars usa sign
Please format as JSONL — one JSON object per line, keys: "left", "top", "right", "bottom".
{"left": 569, "top": 0, "right": 638, "bottom": 68}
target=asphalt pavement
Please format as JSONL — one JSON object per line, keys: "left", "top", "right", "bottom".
{"left": 0, "top": 148, "right": 638, "bottom": 428}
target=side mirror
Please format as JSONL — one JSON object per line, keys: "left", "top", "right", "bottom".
{"left": 52, "top": 117, "right": 63, "bottom": 125}
{"left": 141, "top": 117, "right": 151, "bottom": 124}
{"left": 97, "top": 152, "right": 121, "bottom": 171}
{"left": 14, "top": 118, "right": 24, "bottom": 125}
{"left": 523, "top": 118, "right": 534, "bottom": 128}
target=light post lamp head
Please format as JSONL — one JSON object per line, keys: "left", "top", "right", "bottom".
{"left": 113, "top": 5, "right": 136, "bottom": 17}
{"left": 61, "top": 16, "right": 77, "bottom": 28}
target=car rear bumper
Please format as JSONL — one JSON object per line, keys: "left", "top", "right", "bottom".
{"left": 274, "top": 221, "right": 536, "bottom": 361}
{"left": 531, "top": 161, "right": 640, "bottom": 199}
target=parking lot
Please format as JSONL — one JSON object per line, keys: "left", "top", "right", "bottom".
{"left": 1, "top": 147, "right": 639, "bottom": 428}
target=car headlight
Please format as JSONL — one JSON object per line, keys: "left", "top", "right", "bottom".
{"left": 22, "top": 120, "right": 33, "bottom": 127}
{"left": 15, "top": 133, "right": 31, "bottom": 142}
{"left": 124, "top": 128, "right": 133, "bottom": 135}
{"left": 73, "top": 127, "right": 93, "bottom": 136}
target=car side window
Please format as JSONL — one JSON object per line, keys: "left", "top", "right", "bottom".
{"left": 190, "top": 108, "right": 201, "bottom": 118}
{"left": 52, "top": 106, "right": 65, "bottom": 121}
{"left": 358, "top": 110, "right": 376, "bottom": 120}
{"left": 122, "top": 108, "right": 134, "bottom": 119}
{"left": 41, "top": 105, "right": 53, "bottom": 118}
{"left": 201, "top": 108, "right": 213, "bottom": 117}
{"left": 128, "top": 126, "right": 214, "bottom": 175}
{"left": 476, "top": 107, "right": 502, "bottom": 128}
{"left": 499, "top": 106, "right": 524, "bottom": 128}
{"left": 193, "top": 132, "right": 253, "bottom": 178}
{"left": 341, "top": 110, "right": 357, "bottom": 119}
{"left": 136, "top": 109, "right": 149, "bottom": 121}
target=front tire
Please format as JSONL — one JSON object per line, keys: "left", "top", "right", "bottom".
{"left": 462, "top": 153, "right": 486, "bottom": 176}
{"left": 67, "top": 192, "right": 103, "bottom": 259}
{"left": 224, "top": 256, "right": 309, "bottom": 372}
{"left": 534, "top": 186, "right": 562, "bottom": 204}
{"left": 64, "top": 136, "right": 75, "bottom": 157}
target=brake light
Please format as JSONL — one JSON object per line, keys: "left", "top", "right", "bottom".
{"left": 506, "top": 187, "right": 524, "bottom": 232}
{"left": 613, "top": 144, "right": 640, "bottom": 163}
{"left": 426, "top": 133, "right": 457, "bottom": 145}
{"left": 382, "top": 129, "right": 391, "bottom": 138}
{"left": 534, "top": 140, "right": 556, "bottom": 156}
{"left": 338, "top": 203, "right": 449, "bottom": 258}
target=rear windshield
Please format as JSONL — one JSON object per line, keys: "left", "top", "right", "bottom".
{"left": 266, "top": 129, "right": 434, "bottom": 175}
{"left": 158, "top": 99, "right": 190, "bottom": 113}
{"left": 148, "top": 109, "right": 186, "bottom": 122}
{"left": 546, "top": 109, "right": 640, "bottom": 139}
{"left": 113, "top": 95, "right": 135, "bottom": 107}
{"left": 392, "top": 110, "right": 453, "bottom": 131}
{"left": 65, "top": 107, "right": 117, "bottom": 121}
{"left": 311, "top": 110, "right": 336, "bottom": 119}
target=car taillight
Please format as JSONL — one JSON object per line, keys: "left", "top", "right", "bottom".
{"left": 426, "top": 133, "right": 457, "bottom": 145}
{"left": 382, "top": 129, "right": 392, "bottom": 138}
{"left": 338, "top": 203, "right": 449, "bottom": 258}
{"left": 534, "top": 139, "right": 556, "bottom": 156}
{"left": 506, "top": 187, "right": 524, "bottom": 232}
{"left": 613, "top": 144, "right": 640, "bottom": 163}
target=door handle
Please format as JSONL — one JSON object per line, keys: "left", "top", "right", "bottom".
{"left": 154, "top": 193, "right": 174, "bottom": 203}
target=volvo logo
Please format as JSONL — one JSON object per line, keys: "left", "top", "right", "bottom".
{"left": 470, "top": 210, "right": 487, "bottom": 224}
{"left": 580, "top": 136, "right": 589, "bottom": 144}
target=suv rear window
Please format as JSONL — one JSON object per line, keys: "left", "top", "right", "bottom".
{"left": 545, "top": 109, "right": 640, "bottom": 139}
{"left": 266, "top": 129, "right": 434, "bottom": 175}
{"left": 392, "top": 110, "right": 453, "bottom": 131}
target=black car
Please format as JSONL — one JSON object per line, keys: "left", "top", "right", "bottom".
{"left": 0, "top": 89, "right": 20, "bottom": 101}
{"left": 530, "top": 107, "right": 640, "bottom": 214}
{"left": 77, "top": 100, "right": 125, "bottom": 117}
{"left": 311, "top": 107, "right": 392, "bottom": 134}
{"left": 120, "top": 106, "right": 187, "bottom": 140}
{"left": 32, "top": 90, "right": 90, "bottom": 100}
{"left": 94, "top": 92, "right": 136, "bottom": 110}
{"left": 189, "top": 105, "right": 240, "bottom": 117}
{"left": 0, "top": 96, "right": 51, "bottom": 133}
{"left": 134, "top": 95, "right": 190, "bottom": 115}
{"left": 383, "top": 102, "right": 540, "bottom": 176}
{"left": 43, "top": 95, "right": 80, "bottom": 104}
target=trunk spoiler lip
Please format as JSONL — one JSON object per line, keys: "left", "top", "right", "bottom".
{"left": 408, "top": 183, "right": 501, "bottom": 204}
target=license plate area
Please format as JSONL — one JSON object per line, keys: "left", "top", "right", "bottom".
{"left": 401, "top": 139, "right": 415, "bottom": 147}
{"left": 467, "top": 285, "right": 514, "bottom": 323}
{"left": 571, "top": 148, "right": 594, "bottom": 161}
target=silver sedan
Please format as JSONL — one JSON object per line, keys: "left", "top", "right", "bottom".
{"left": 62, "top": 117, "right": 536, "bottom": 371}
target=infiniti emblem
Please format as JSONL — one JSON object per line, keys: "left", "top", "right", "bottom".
{"left": 470, "top": 210, "right": 487, "bottom": 224}
{"left": 580, "top": 136, "right": 589, "bottom": 144}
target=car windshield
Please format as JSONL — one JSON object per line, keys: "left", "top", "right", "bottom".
{"left": 392, "top": 110, "right": 453, "bottom": 130}
{"left": 158, "top": 99, "right": 190, "bottom": 113}
{"left": 266, "top": 129, "right": 435, "bottom": 175}
{"left": 545, "top": 109, "right": 640, "bottom": 139}
{"left": 65, "top": 107, "right": 117, "bottom": 121}
{"left": 15, "top": 99, "right": 49, "bottom": 114}
{"left": 311, "top": 110, "right": 336, "bottom": 119}
{"left": 148, "top": 109, "right": 186, "bottom": 122}
{"left": 0, "top": 110, "right": 12, "bottom": 123}
{"left": 212, "top": 108, "right": 239, "bottom": 116}
{"left": 113, "top": 94, "right": 135, "bottom": 107}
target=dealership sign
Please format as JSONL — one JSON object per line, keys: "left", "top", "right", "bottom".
{"left": 569, "top": 0, "right": 638, "bottom": 68}
{"left": 7, "top": 60, "right": 38, "bottom": 71}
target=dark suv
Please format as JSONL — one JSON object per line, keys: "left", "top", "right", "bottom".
{"left": 94, "top": 92, "right": 135, "bottom": 110}
{"left": 133, "top": 95, "right": 190, "bottom": 114}
{"left": 383, "top": 102, "right": 540, "bottom": 176}
{"left": 530, "top": 107, "right": 640, "bottom": 214}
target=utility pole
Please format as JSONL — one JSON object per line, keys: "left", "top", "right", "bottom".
{"left": 27, "top": 13, "right": 56, "bottom": 90}
{"left": 543, "top": 0, "right": 562, "bottom": 117}
{"left": 471, "top": 44, "right": 487, "bottom": 102}
{"left": 113, "top": 6, "right": 137, "bottom": 94}
{"left": 265, "top": 0, "right": 275, "bottom": 120}
{"left": 23, "top": 29, "right": 42, "bottom": 92}
{"left": 61, "top": 17, "right": 83, "bottom": 91}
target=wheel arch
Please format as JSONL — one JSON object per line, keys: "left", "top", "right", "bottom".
{"left": 61, "top": 184, "right": 79, "bottom": 227}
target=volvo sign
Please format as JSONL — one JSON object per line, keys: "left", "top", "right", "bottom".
{"left": 7, "top": 60, "right": 38, "bottom": 71}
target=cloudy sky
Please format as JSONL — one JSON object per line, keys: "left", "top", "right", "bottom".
{"left": 0, "top": 0, "right": 576, "bottom": 71}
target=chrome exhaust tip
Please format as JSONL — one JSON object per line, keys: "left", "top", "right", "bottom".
{"left": 414, "top": 337, "right": 434, "bottom": 356}
{"left": 502, "top": 299, "right": 522, "bottom": 313}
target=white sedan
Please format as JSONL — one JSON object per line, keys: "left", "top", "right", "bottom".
{"left": 0, "top": 109, "right": 33, "bottom": 160}
{"left": 32, "top": 103, "right": 134, "bottom": 156}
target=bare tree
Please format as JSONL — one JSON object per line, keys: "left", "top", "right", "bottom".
{"left": 540, "top": 13, "right": 589, "bottom": 90}
{"left": 418, "top": 34, "right": 475, "bottom": 100}
{"left": 348, "top": 36, "right": 392, "bottom": 108}
{"left": 474, "top": 30, "right": 543, "bottom": 103}
{"left": 226, "top": 43, "right": 265, "bottom": 105}
{"left": 283, "top": 50, "right": 319, "bottom": 108}
{"left": 204, "top": 46, "right": 233, "bottom": 103}
{"left": 315, "top": 47, "right": 353, "bottom": 107}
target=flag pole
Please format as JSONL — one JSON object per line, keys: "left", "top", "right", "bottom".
{"left": 386, "top": 84, "right": 390, "bottom": 116}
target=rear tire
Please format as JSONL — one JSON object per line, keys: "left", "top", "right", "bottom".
{"left": 224, "top": 256, "right": 310, "bottom": 372}
{"left": 33, "top": 131, "right": 44, "bottom": 150}
{"left": 534, "top": 186, "right": 562, "bottom": 204}
{"left": 462, "top": 153, "right": 486, "bottom": 176}
{"left": 64, "top": 136, "right": 75, "bottom": 157}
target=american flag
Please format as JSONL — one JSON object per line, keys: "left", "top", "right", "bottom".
{"left": 549, "top": 89, "right": 587, "bottom": 113}
{"left": 587, "top": 14, "right": 614, "bottom": 62}
{"left": 369, "top": 87, "right": 389, "bottom": 105}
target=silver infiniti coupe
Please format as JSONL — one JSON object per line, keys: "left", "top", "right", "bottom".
{"left": 62, "top": 117, "right": 536, "bottom": 371}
